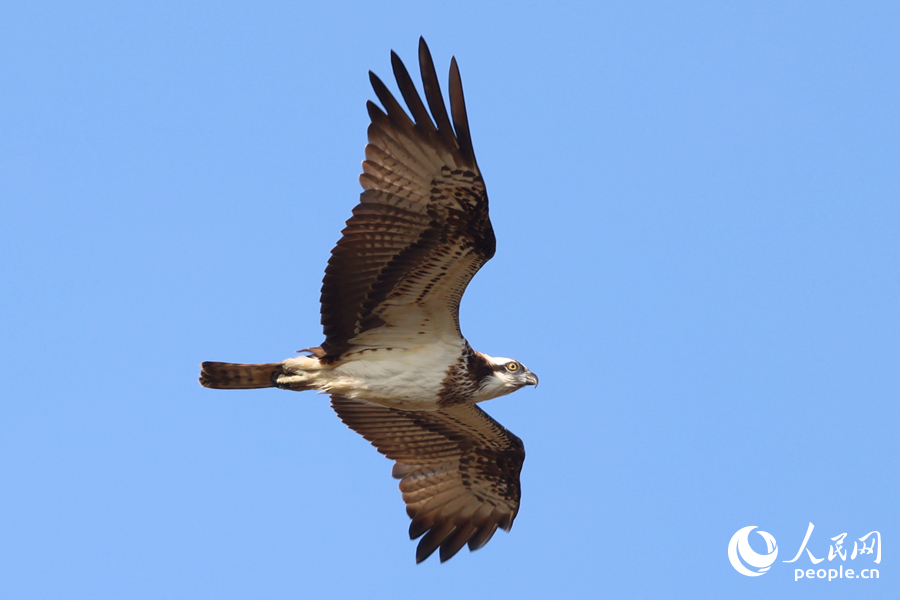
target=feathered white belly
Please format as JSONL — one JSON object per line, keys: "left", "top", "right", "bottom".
{"left": 281, "top": 340, "right": 464, "bottom": 409}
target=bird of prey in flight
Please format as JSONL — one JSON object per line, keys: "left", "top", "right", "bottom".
{"left": 200, "top": 38, "right": 537, "bottom": 563}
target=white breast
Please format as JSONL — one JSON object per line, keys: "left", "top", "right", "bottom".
{"left": 318, "top": 340, "right": 466, "bottom": 409}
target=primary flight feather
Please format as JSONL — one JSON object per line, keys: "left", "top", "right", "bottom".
{"left": 200, "top": 38, "right": 537, "bottom": 563}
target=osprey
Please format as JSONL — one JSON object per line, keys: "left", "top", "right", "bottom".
{"left": 200, "top": 38, "right": 537, "bottom": 563}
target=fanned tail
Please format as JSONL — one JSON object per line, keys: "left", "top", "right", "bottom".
{"left": 199, "top": 362, "right": 284, "bottom": 389}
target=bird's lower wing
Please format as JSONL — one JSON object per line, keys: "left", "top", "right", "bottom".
{"left": 330, "top": 395, "right": 525, "bottom": 563}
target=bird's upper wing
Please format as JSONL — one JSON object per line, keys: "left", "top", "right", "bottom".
{"left": 330, "top": 395, "right": 525, "bottom": 563}
{"left": 320, "top": 38, "right": 495, "bottom": 358}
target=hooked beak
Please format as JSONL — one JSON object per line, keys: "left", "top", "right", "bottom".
{"left": 524, "top": 372, "right": 539, "bottom": 388}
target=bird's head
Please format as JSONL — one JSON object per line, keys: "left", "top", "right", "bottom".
{"left": 473, "top": 353, "right": 539, "bottom": 401}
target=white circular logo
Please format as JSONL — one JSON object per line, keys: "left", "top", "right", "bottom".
{"left": 728, "top": 526, "right": 778, "bottom": 576}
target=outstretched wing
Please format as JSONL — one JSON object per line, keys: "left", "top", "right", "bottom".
{"left": 331, "top": 395, "right": 525, "bottom": 563}
{"left": 320, "top": 38, "right": 495, "bottom": 358}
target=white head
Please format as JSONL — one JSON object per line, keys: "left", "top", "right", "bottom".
{"left": 473, "top": 353, "right": 539, "bottom": 402}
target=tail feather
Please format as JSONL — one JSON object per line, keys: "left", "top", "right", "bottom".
{"left": 199, "top": 361, "right": 284, "bottom": 389}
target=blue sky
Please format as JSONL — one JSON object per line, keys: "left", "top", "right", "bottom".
{"left": 2, "top": 1, "right": 897, "bottom": 598}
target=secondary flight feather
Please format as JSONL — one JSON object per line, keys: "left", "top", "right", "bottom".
{"left": 200, "top": 38, "right": 537, "bottom": 563}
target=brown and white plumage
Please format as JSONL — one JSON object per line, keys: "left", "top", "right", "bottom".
{"left": 321, "top": 40, "right": 494, "bottom": 357}
{"left": 200, "top": 38, "right": 536, "bottom": 563}
{"left": 331, "top": 396, "right": 524, "bottom": 563}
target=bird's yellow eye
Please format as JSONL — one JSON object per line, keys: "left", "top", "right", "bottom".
{"left": 507, "top": 362, "right": 519, "bottom": 371}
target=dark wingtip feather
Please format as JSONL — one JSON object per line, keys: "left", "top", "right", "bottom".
{"left": 409, "top": 517, "right": 430, "bottom": 540}
{"left": 415, "top": 537, "right": 437, "bottom": 563}
{"left": 467, "top": 522, "right": 500, "bottom": 551}
{"left": 448, "top": 56, "right": 475, "bottom": 162}
{"left": 391, "top": 46, "right": 434, "bottom": 130}
{"left": 417, "top": 38, "right": 456, "bottom": 150}
{"left": 366, "top": 100, "right": 386, "bottom": 123}
{"left": 439, "top": 523, "right": 477, "bottom": 562}
{"left": 369, "top": 70, "right": 415, "bottom": 131}
{"left": 415, "top": 521, "right": 457, "bottom": 563}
